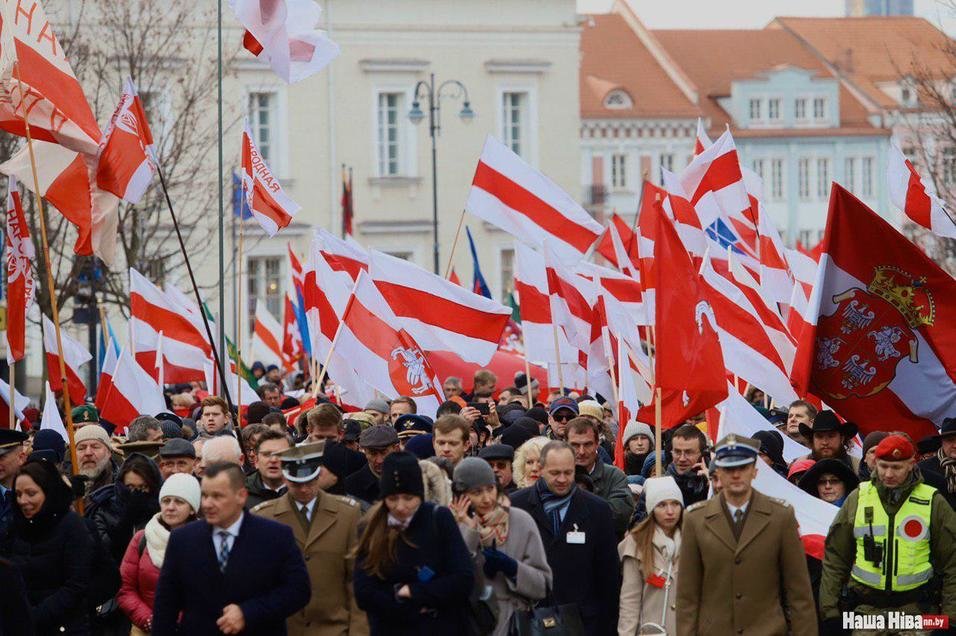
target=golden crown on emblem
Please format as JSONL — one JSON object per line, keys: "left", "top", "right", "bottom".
{"left": 867, "top": 266, "right": 935, "bottom": 329}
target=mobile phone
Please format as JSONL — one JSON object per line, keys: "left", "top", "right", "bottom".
{"left": 469, "top": 402, "right": 490, "bottom": 416}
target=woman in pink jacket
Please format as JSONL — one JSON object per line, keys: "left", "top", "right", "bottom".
{"left": 117, "top": 473, "right": 200, "bottom": 634}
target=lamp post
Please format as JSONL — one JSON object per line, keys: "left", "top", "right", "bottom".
{"left": 409, "top": 73, "right": 474, "bottom": 274}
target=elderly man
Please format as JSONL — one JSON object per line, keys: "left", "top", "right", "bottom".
{"left": 158, "top": 438, "right": 198, "bottom": 480}
{"left": 127, "top": 416, "right": 164, "bottom": 443}
{"left": 387, "top": 396, "right": 416, "bottom": 425}
{"left": 819, "top": 434, "right": 956, "bottom": 633}
{"left": 479, "top": 444, "right": 517, "bottom": 493}
{"left": 252, "top": 443, "right": 368, "bottom": 636}
{"left": 345, "top": 425, "right": 400, "bottom": 503}
{"left": 202, "top": 435, "right": 244, "bottom": 472}
{"left": 258, "top": 382, "right": 284, "bottom": 409}
{"left": 677, "top": 434, "right": 816, "bottom": 636}
{"left": 363, "top": 399, "right": 389, "bottom": 426}
{"left": 0, "top": 429, "right": 27, "bottom": 542}
{"left": 245, "top": 430, "right": 292, "bottom": 509}
{"left": 442, "top": 377, "right": 463, "bottom": 399}
{"left": 75, "top": 425, "right": 119, "bottom": 503}
{"left": 510, "top": 442, "right": 619, "bottom": 636}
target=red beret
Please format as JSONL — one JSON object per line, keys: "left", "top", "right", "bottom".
{"left": 874, "top": 435, "right": 915, "bottom": 461}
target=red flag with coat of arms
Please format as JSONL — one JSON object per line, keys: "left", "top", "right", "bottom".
{"left": 338, "top": 271, "right": 445, "bottom": 417}
{"left": 241, "top": 120, "right": 300, "bottom": 236}
{"left": 5, "top": 176, "right": 34, "bottom": 362}
{"left": 792, "top": 185, "right": 956, "bottom": 440}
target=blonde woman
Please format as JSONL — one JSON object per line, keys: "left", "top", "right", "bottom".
{"left": 512, "top": 437, "right": 549, "bottom": 489}
{"left": 618, "top": 476, "right": 683, "bottom": 635}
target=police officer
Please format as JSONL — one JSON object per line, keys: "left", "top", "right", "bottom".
{"left": 819, "top": 434, "right": 956, "bottom": 634}
{"left": 252, "top": 442, "right": 369, "bottom": 635}
{"left": 677, "top": 434, "right": 816, "bottom": 636}
{"left": 0, "top": 429, "right": 27, "bottom": 543}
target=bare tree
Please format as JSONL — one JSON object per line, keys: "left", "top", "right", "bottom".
{"left": 1, "top": 0, "right": 240, "bottom": 324}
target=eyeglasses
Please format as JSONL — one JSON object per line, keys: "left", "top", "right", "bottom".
{"left": 552, "top": 413, "right": 574, "bottom": 422}
{"left": 818, "top": 478, "right": 843, "bottom": 487}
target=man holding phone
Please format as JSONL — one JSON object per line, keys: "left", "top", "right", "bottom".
{"left": 666, "top": 425, "right": 711, "bottom": 508}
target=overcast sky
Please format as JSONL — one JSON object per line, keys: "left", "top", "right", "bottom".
{"left": 576, "top": 0, "right": 956, "bottom": 34}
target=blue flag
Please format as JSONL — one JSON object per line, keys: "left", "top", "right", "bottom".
{"left": 233, "top": 171, "right": 253, "bottom": 220}
{"left": 466, "top": 226, "right": 492, "bottom": 299}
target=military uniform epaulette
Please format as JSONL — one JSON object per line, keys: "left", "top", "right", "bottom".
{"left": 768, "top": 496, "right": 791, "bottom": 508}
{"left": 331, "top": 494, "right": 359, "bottom": 507}
{"left": 250, "top": 499, "right": 277, "bottom": 514}
{"left": 685, "top": 500, "right": 708, "bottom": 514}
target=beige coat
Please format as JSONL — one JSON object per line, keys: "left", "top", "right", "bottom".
{"left": 675, "top": 490, "right": 817, "bottom": 636}
{"left": 252, "top": 491, "right": 369, "bottom": 636}
{"left": 618, "top": 527, "right": 681, "bottom": 635}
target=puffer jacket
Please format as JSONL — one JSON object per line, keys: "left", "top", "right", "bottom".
{"left": 86, "top": 454, "right": 161, "bottom": 564}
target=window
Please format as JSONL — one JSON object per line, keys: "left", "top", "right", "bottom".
{"left": 659, "top": 153, "right": 674, "bottom": 173}
{"left": 751, "top": 158, "right": 765, "bottom": 183}
{"left": 749, "top": 98, "right": 761, "bottom": 121}
{"left": 798, "top": 158, "right": 810, "bottom": 199}
{"left": 813, "top": 97, "right": 826, "bottom": 121}
{"left": 248, "top": 92, "right": 276, "bottom": 164}
{"left": 376, "top": 92, "right": 404, "bottom": 176}
{"left": 771, "top": 159, "right": 784, "bottom": 200}
{"left": 816, "top": 158, "right": 830, "bottom": 200}
{"left": 795, "top": 98, "right": 807, "bottom": 120}
{"left": 845, "top": 157, "right": 856, "bottom": 192}
{"left": 603, "top": 90, "right": 633, "bottom": 110}
{"left": 943, "top": 148, "right": 956, "bottom": 186}
{"left": 502, "top": 91, "right": 529, "bottom": 158}
{"left": 499, "top": 247, "right": 515, "bottom": 302}
{"left": 861, "top": 157, "right": 873, "bottom": 197}
{"left": 247, "top": 256, "right": 283, "bottom": 318}
{"left": 798, "top": 229, "right": 823, "bottom": 248}
{"left": 768, "top": 98, "right": 781, "bottom": 121}
{"left": 611, "top": 153, "right": 627, "bottom": 189}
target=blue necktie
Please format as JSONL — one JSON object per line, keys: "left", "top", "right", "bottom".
{"left": 217, "top": 530, "right": 231, "bottom": 572}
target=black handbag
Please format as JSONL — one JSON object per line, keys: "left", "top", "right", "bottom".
{"left": 510, "top": 590, "right": 584, "bottom": 636}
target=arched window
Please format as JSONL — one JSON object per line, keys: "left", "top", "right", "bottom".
{"left": 603, "top": 89, "right": 633, "bottom": 110}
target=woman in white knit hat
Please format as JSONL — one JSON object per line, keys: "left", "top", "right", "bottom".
{"left": 117, "top": 473, "right": 200, "bottom": 634}
{"left": 617, "top": 475, "right": 683, "bottom": 635}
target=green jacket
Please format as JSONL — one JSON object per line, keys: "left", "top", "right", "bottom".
{"left": 818, "top": 471, "right": 956, "bottom": 619}
{"left": 588, "top": 459, "right": 634, "bottom": 538}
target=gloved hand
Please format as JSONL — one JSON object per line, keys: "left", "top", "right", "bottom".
{"left": 482, "top": 547, "right": 518, "bottom": 580}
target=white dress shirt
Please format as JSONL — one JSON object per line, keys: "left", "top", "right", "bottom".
{"left": 212, "top": 512, "right": 244, "bottom": 556}
{"left": 297, "top": 498, "right": 317, "bottom": 522}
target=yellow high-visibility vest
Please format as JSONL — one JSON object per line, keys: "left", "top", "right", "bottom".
{"left": 851, "top": 481, "right": 935, "bottom": 591}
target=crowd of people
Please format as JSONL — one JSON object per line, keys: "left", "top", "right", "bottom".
{"left": 0, "top": 364, "right": 954, "bottom": 635}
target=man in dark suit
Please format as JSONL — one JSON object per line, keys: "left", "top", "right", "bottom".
{"left": 152, "top": 462, "right": 310, "bottom": 635}
{"left": 510, "top": 441, "right": 620, "bottom": 636}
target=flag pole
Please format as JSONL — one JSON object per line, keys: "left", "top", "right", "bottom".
{"left": 521, "top": 329, "right": 534, "bottom": 409}
{"left": 443, "top": 209, "right": 466, "bottom": 280}
{"left": 654, "top": 386, "right": 662, "bottom": 475}
{"left": 13, "top": 65, "right": 79, "bottom": 481}
{"left": 550, "top": 322, "right": 565, "bottom": 393}
{"left": 154, "top": 165, "right": 233, "bottom": 410}
{"left": 311, "top": 318, "right": 344, "bottom": 399}
{"left": 236, "top": 218, "right": 245, "bottom": 421}
{"left": 8, "top": 362, "right": 15, "bottom": 430}
{"left": 217, "top": 0, "right": 226, "bottom": 397}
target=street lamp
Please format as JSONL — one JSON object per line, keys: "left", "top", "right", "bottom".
{"left": 409, "top": 73, "right": 474, "bottom": 274}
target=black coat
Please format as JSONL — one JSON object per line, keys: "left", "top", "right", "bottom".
{"left": 151, "top": 514, "right": 310, "bottom": 635}
{"left": 0, "top": 558, "right": 34, "bottom": 636}
{"left": 509, "top": 485, "right": 620, "bottom": 636}
{"left": 918, "top": 455, "right": 956, "bottom": 509}
{"left": 345, "top": 464, "right": 380, "bottom": 503}
{"left": 5, "top": 511, "right": 93, "bottom": 635}
{"left": 353, "top": 502, "right": 474, "bottom": 636}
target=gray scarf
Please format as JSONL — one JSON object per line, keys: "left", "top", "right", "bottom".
{"left": 938, "top": 448, "right": 956, "bottom": 494}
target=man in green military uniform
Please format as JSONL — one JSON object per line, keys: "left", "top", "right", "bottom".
{"left": 819, "top": 433, "right": 956, "bottom": 635}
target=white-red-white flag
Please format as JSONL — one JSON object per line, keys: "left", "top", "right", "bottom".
{"left": 40, "top": 382, "right": 68, "bottom": 443}
{"left": 94, "top": 331, "right": 120, "bottom": 410}
{"left": 42, "top": 314, "right": 91, "bottom": 406}
{"left": 241, "top": 120, "right": 300, "bottom": 236}
{"left": 251, "top": 301, "right": 284, "bottom": 369}
{"left": 0, "top": 375, "right": 30, "bottom": 430}
{"left": 0, "top": 0, "right": 101, "bottom": 154}
{"left": 368, "top": 250, "right": 511, "bottom": 365}
{"left": 466, "top": 135, "right": 603, "bottom": 264}
{"left": 339, "top": 272, "right": 445, "bottom": 416}
{"left": 5, "top": 176, "right": 34, "bottom": 362}
{"left": 887, "top": 144, "right": 956, "bottom": 239}
{"left": 100, "top": 348, "right": 166, "bottom": 430}
{"left": 129, "top": 268, "right": 211, "bottom": 383}
{"left": 97, "top": 77, "right": 155, "bottom": 204}
{"left": 231, "top": 0, "right": 339, "bottom": 83}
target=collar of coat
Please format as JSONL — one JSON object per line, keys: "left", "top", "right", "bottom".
{"left": 695, "top": 490, "right": 774, "bottom": 554}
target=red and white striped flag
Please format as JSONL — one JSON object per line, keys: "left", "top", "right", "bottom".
{"left": 338, "top": 272, "right": 444, "bottom": 416}
{"left": 231, "top": 0, "right": 340, "bottom": 83}
{"left": 42, "top": 315, "right": 91, "bottom": 406}
{"left": 466, "top": 135, "right": 603, "bottom": 264}
{"left": 886, "top": 144, "right": 956, "bottom": 239}
{"left": 0, "top": 376, "right": 29, "bottom": 431}
{"left": 596, "top": 213, "right": 640, "bottom": 275}
{"left": 40, "top": 382, "right": 68, "bottom": 443}
{"left": 251, "top": 301, "right": 284, "bottom": 369}
{"left": 314, "top": 227, "right": 368, "bottom": 287}
{"left": 369, "top": 250, "right": 511, "bottom": 365}
{"left": 96, "top": 77, "right": 155, "bottom": 204}
{"left": 281, "top": 292, "right": 304, "bottom": 370}
{"left": 694, "top": 118, "right": 712, "bottom": 156}
{"left": 241, "top": 120, "right": 300, "bottom": 236}
{"left": 130, "top": 268, "right": 210, "bottom": 383}
{"left": 0, "top": 0, "right": 101, "bottom": 154}
{"left": 94, "top": 332, "right": 120, "bottom": 410}
{"left": 100, "top": 348, "right": 166, "bottom": 430}
{"left": 5, "top": 176, "right": 34, "bottom": 362}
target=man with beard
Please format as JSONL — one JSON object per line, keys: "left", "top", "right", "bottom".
{"left": 794, "top": 410, "right": 860, "bottom": 473}
{"left": 75, "top": 425, "right": 120, "bottom": 504}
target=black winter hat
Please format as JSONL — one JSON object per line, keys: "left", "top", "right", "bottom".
{"left": 379, "top": 451, "right": 424, "bottom": 499}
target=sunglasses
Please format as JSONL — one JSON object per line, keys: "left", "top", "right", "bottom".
{"left": 552, "top": 412, "right": 574, "bottom": 422}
